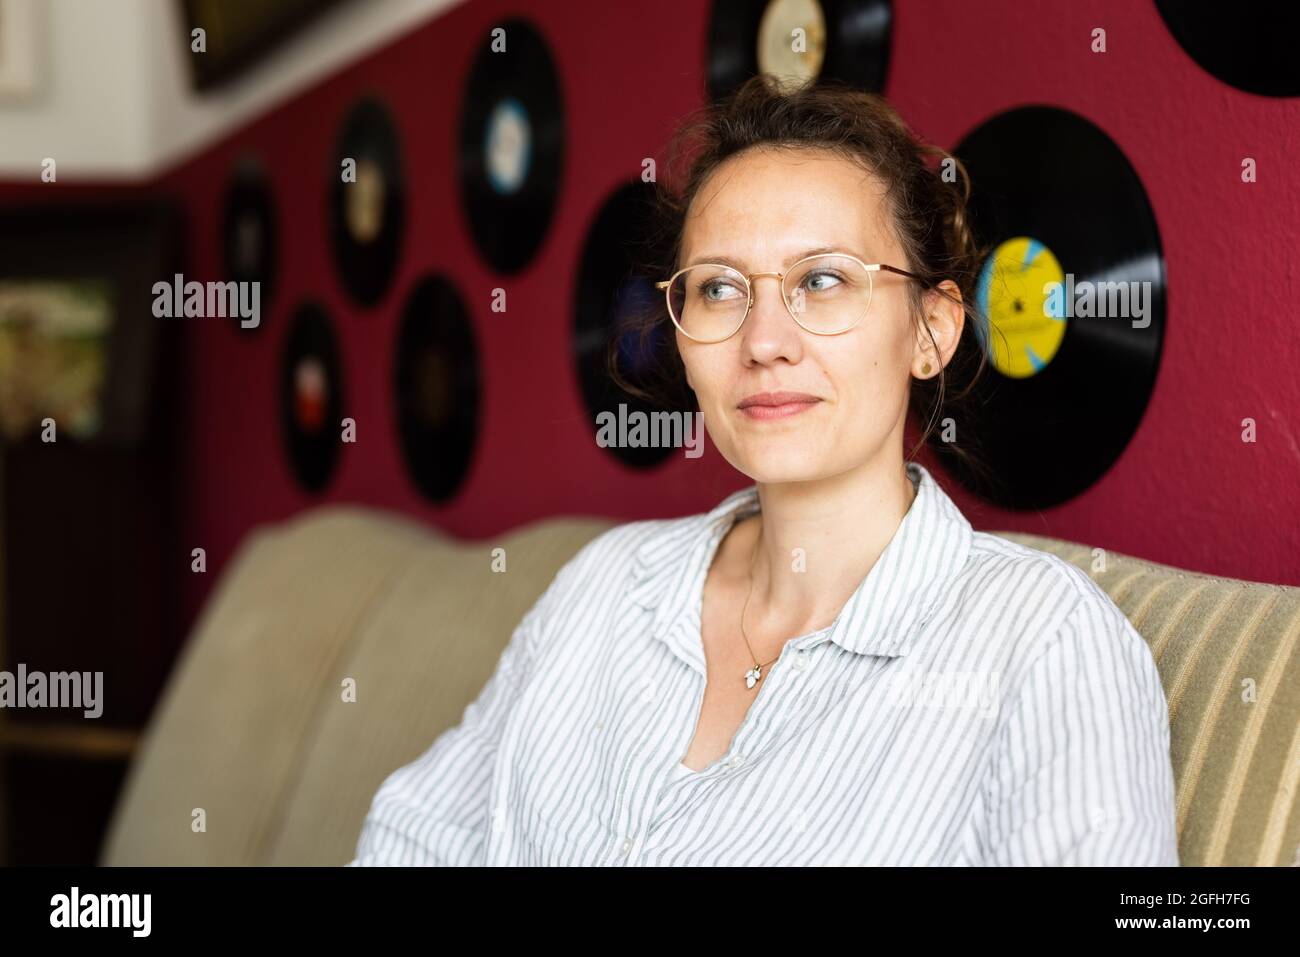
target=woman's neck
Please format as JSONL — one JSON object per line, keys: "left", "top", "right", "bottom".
{"left": 725, "top": 459, "right": 918, "bottom": 639}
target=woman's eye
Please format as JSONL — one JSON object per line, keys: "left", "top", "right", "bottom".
{"left": 803, "top": 271, "right": 844, "bottom": 292}
{"left": 701, "top": 280, "right": 742, "bottom": 301}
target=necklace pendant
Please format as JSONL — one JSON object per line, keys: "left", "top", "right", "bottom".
{"left": 744, "top": 665, "right": 761, "bottom": 689}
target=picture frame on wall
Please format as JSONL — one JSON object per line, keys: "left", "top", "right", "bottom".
{"left": 178, "top": 0, "right": 351, "bottom": 91}
{"left": 0, "top": 204, "right": 179, "bottom": 449}
{"left": 0, "top": 0, "right": 43, "bottom": 101}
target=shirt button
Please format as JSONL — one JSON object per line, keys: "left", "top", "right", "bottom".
{"left": 793, "top": 650, "right": 810, "bottom": 671}
{"left": 594, "top": 721, "right": 604, "bottom": 731}
{"left": 727, "top": 753, "right": 745, "bottom": 769}
{"left": 639, "top": 683, "right": 655, "bottom": 704}
{"left": 620, "top": 836, "right": 633, "bottom": 855}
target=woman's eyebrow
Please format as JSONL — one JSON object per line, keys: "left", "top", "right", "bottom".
{"left": 683, "top": 245, "right": 864, "bottom": 270}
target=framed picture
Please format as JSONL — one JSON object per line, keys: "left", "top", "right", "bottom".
{"left": 0, "top": 0, "right": 42, "bottom": 101}
{"left": 0, "top": 204, "right": 179, "bottom": 448}
{"left": 0, "top": 279, "right": 114, "bottom": 442}
{"left": 179, "top": 0, "right": 350, "bottom": 90}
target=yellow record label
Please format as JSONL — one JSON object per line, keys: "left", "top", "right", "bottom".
{"left": 974, "top": 236, "right": 1067, "bottom": 379}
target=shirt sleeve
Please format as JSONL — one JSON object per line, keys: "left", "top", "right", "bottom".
{"left": 346, "top": 560, "right": 570, "bottom": 867}
{"left": 979, "top": 595, "right": 1181, "bottom": 866}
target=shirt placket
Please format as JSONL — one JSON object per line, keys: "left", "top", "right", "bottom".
{"left": 605, "top": 645, "right": 695, "bottom": 865}
{"left": 613, "top": 632, "right": 825, "bottom": 865}
{"left": 606, "top": 744, "right": 671, "bottom": 864}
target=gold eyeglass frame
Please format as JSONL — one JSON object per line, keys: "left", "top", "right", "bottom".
{"left": 655, "top": 252, "right": 927, "bottom": 343}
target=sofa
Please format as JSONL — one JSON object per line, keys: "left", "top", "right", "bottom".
{"left": 99, "top": 505, "right": 1300, "bottom": 866}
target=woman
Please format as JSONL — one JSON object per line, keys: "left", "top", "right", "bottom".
{"left": 350, "top": 75, "right": 1179, "bottom": 866}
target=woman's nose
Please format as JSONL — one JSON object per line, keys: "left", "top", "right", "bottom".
{"left": 741, "top": 275, "right": 802, "bottom": 358}
{"left": 747, "top": 274, "right": 793, "bottom": 323}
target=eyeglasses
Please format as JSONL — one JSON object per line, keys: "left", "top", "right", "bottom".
{"left": 655, "top": 252, "right": 926, "bottom": 343}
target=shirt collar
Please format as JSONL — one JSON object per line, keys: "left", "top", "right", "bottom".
{"left": 628, "top": 462, "right": 973, "bottom": 672}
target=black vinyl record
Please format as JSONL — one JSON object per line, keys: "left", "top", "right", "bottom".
{"left": 329, "top": 97, "right": 406, "bottom": 305}
{"left": 945, "top": 106, "right": 1165, "bottom": 510}
{"left": 221, "top": 155, "right": 276, "bottom": 331}
{"left": 707, "top": 0, "right": 892, "bottom": 102}
{"left": 392, "top": 275, "right": 480, "bottom": 502}
{"left": 279, "top": 302, "right": 344, "bottom": 492}
{"left": 574, "top": 182, "right": 682, "bottom": 471}
{"left": 458, "top": 17, "right": 564, "bottom": 274}
{"left": 1155, "top": 1, "right": 1300, "bottom": 97}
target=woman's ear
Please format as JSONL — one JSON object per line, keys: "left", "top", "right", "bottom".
{"left": 912, "top": 280, "right": 964, "bottom": 378}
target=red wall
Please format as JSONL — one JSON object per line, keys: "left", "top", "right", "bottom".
{"left": 5, "top": 0, "right": 1298, "bottom": 639}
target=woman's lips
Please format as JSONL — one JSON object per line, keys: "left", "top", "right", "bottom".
{"left": 736, "top": 394, "right": 823, "bottom": 420}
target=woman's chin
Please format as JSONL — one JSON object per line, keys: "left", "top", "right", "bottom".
{"left": 729, "top": 452, "right": 833, "bottom": 486}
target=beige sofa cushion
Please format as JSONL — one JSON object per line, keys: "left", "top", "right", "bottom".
{"left": 101, "top": 508, "right": 1299, "bottom": 866}
{"left": 99, "top": 506, "right": 610, "bottom": 866}
{"left": 262, "top": 514, "right": 610, "bottom": 866}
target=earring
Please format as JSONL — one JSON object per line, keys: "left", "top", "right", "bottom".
{"left": 919, "top": 315, "right": 937, "bottom": 377}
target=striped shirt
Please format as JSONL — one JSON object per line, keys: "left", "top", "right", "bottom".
{"left": 349, "top": 461, "right": 1180, "bottom": 866}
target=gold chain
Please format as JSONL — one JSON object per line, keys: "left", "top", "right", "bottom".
{"left": 738, "top": 524, "right": 779, "bottom": 689}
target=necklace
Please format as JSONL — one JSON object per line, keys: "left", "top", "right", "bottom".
{"left": 736, "top": 470, "right": 917, "bottom": 690}
{"left": 738, "top": 525, "right": 778, "bottom": 690}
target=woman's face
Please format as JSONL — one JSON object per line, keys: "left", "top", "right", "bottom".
{"left": 676, "top": 146, "right": 957, "bottom": 485}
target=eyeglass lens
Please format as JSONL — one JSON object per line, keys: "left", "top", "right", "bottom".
{"left": 667, "top": 254, "right": 874, "bottom": 341}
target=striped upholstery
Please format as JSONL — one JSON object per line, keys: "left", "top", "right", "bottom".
{"left": 994, "top": 531, "right": 1300, "bottom": 867}
{"left": 100, "top": 507, "right": 1299, "bottom": 867}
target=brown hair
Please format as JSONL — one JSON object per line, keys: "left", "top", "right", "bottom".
{"left": 610, "top": 73, "right": 998, "bottom": 482}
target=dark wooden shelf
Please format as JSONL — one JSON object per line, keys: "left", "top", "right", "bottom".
{"left": 0, "top": 722, "right": 139, "bottom": 760}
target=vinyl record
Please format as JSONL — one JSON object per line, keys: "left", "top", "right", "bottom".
{"left": 392, "top": 275, "right": 480, "bottom": 502}
{"left": 458, "top": 18, "right": 564, "bottom": 274}
{"left": 329, "top": 97, "right": 406, "bottom": 305}
{"left": 574, "top": 182, "right": 683, "bottom": 471}
{"left": 707, "top": 0, "right": 892, "bottom": 101}
{"left": 944, "top": 106, "right": 1166, "bottom": 510}
{"left": 1155, "top": 1, "right": 1300, "bottom": 97}
{"left": 279, "top": 302, "right": 344, "bottom": 492}
{"left": 221, "top": 155, "right": 276, "bottom": 331}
